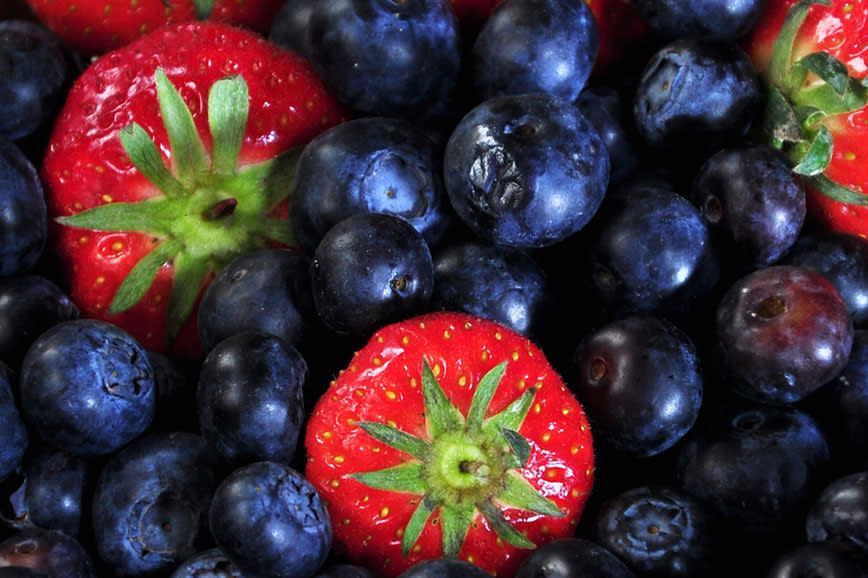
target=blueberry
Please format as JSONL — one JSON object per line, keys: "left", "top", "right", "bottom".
{"left": 18, "top": 444, "right": 89, "bottom": 538}
{"left": 766, "top": 542, "right": 868, "bottom": 578}
{"left": 91, "top": 432, "right": 217, "bottom": 576}
{"left": 18, "top": 319, "right": 156, "bottom": 457}
{"left": 690, "top": 144, "right": 806, "bottom": 269}
{"left": 471, "top": 0, "right": 599, "bottom": 101}
{"left": 630, "top": 0, "right": 766, "bottom": 42}
{"left": 0, "top": 568, "right": 47, "bottom": 578}
{"left": 0, "top": 364, "right": 27, "bottom": 483}
{"left": 715, "top": 265, "right": 854, "bottom": 405}
{"left": 0, "top": 139, "right": 46, "bottom": 277}
{"left": 197, "top": 248, "right": 316, "bottom": 353}
{"left": 569, "top": 315, "right": 703, "bottom": 457}
{"left": 313, "top": 563, "right": 378, "bottom": 577}
{"left": 268, "top": 0, "right": 316, "bottom": 59}
{"left": 592, "top": 486, "right": 714, "bottom": 577}
{"left": 514, "top": 537, "right": 636, "bottom": 578}
{"left": 311, "top": 212, "right": 434, "bottom": 336}
{"left": 396, "top": 558, "right": 492, "bottom": 577}
{"left": 0, "top": 20, "right": 69, "bottom": 142}
{"left": 208, "top": 461, "right": 332, "bottom": 578}
{"left": 0, "top": 527, "right": 96, "bottom": 578}
{"left": 170, "top": 548, "right": 244, "bottom": 578}
{"left": 197, "top": 331, "right": 307, "bottom": 468}
{"left": 575, "top": 84, "right": 640, "bottom": 184}
{"left": 290, "top": 116, "right": 453, "bottom": 254}
{"left": 444, "top": 92, "right": 609, "bottom": 248}
{"left": 806, "top": 471, "right": 868, "bottom": 551}
{"left": 305, "top": 0, "right": 461, "bottom": 119}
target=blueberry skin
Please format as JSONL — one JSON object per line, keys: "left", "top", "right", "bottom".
{"left": 0, "top": 139, "right": 46, "bottom": 277}
{"left": 290, "top": 116, "right": 453, "bottom": 254}
{"left": 91, "top": 432, "right": 218, "bottom": 577}
{"left": 0, "top": 364, "right": 27, "bottom": 483}
{"left": 311, "top": 212, "right": 434, "bottom": 336}
{"left": 575, "top": 85, "right": 640, "bottom": 184}
{"left": 690, "top": 144, "right": 806, "bottom": 269}
{"left": 569, "top": 316, "right": 703, "bottom": 457}
{"left": 0, "top": 21, "right": 69, "bottom": 142}
{"left": 806, "top": 471, "right": 868, "bottom": 551}
{"left": 515, "top": 537, "right": 636, "bottom": 578}
{"left": 444, "top": 92, "right": 609, "bottom": 248}
{"left": 676, "top": 403, "right": 831, "bottom": 539}
{"left": 633, "top": 38, "right": 761, "bottom": 159}
{"left": 0, "top": 275, "right": 78, "bottom": 370}
{"left": 18, "top": 320, "right": 156, "bottom": 457}
{"left": 208, "top": 461, "right": 331, "bottom": 578}
{"left": 197, "top": 248, "right": 316, "bottom": 353}
{"left": 269, "top": 0, "right": 316, "bottom": 59}
{"left": 19, "top": 445, "right": 89, "bottom": 538}
{"left": 197, "top": 331, "right": 307, "bottom": 468}
{"left": 630, "top": 0, "right": 766, "bottom": 41}
{"left": 0, "top": 527, "right": 96, "bottom": 578}
{"left": 781, "top": 231, "right": 868, "bottom": 328}
{"left": 471, "top": 0, "right": 599, "bottom": 102}
{"left": 170, "top": 548, "right": 245, "bottom": 578}
{"left": 767, "top": 542, "right": 868, "bottom": 578}
{"left": 0, "top": 569, "right": 48, "bottom": 578}
{"left": 397, "top": 558, "right": 492, "bottom": 577}
{"left": 593, "top": 486, "right": 714, "bottom": 577}
{"left": 305, "top": 0, "right": 461, "bottom": 118}
{"left": 314, "top": 563, "right": 378, "bottom": 577}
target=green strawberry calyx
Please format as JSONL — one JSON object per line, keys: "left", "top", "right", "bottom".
{"left": 761, "top": 0, "right": 868, "bottom": 205}
{"left": 349, "top": 360, "right": 564, "bottom": 559}
{"left": 56, "top": 68, "right": 298, "bottom": 342}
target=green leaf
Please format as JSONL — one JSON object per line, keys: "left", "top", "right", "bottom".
{"left": 793, "top": 78, "right": 868, "bottom": 114}
{"left": 401, "top": 495, "right": 438, "bottom": 557}
{"left": 483, "top": 387, "right": 536, "bottom": 434}
{"left": 500, "top": 427, "right": 531, "bottom": 467}
{"left": 796, "top": 52, "right": 851, "bottom": 95}
{"left": 56, "top": 199, "right": 175, "bottom": 234}
{"left": 477, "top": 500, "right": 535, "bottom": 550}
{"left": 119, "top": 123, "right": 186, "bottom": 198}
{"left": 421, "top": 360, "right": 465, "bottom": 438}
{"left": 208, "top": 75, "right": 249, "bottom": 177}
{"left": 792, "top": 124, "right": 833, "bottom": 175}
{"left": 770, "top": 0, "right": 831, "bottom": 92}
{"left": 154, "top": 68, "right": 209, "bottom": 185}
{"left": 497, "top": 472, "right": 564, "bottom": 518}
{"left": 760, "top": 81, "right": 804, "bottom": 147}
{"left": 465, "top": 362, "right": 506, "bottom": 432}
{"left": 108, "top": 239, "right": 182, "bottom": 314}
{"left": 808, "top": 174, "right": 868, "bottom": 206}
{"left": 165, "top": 252, "right": 210, "bottom": 342}
{"left": 262, "top": 147, "right": 302, "bottom": 209}
{"left": 355, "top": 422, "right": 430, "bottom": 459}
{"left": 349, "top": 462, "right": 427, "bottom": 494}
{"left": 439, "top": 502, "right": 476, "bottom": 558}
{"left": 193, "top": 0, "right": 216, "bottom": 20}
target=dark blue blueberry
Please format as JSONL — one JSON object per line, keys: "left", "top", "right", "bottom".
{"left": 676, "top": 403, "right": 831, "bottom": 540}
{"left": 197, "top": 248, "right": 316, "bottom": 353}
{"left": 592, "top": 486, "right": 714, "bottom": 577}
{"left": 305, "top": 0, "right": 461, "bottom": 119}
{"left": 715, "top": 266, "right": 854, "bottom": 405}
{"left": 471, "top": 0, "right": 599, "bottom": 101}
{"left": 583, "top": 180, "right": 719, "bottom": 323}
{"left": 0, "top": 139, "right": 46, "bottom": 277}
{"left": 575, "top": 84, "right": 640, "bottom": 184}
{"left": 431, "top": 240, "right": 556, "bottom": 344}
{"left": 0, "top": 20, "right": 69, "bottom": 142}
{"left": 314, "top": 563, "right": 378, "bottom": 577}
{"left": 290, "top": 116, "right": 453, "bottom": 254}
{"left": 197, "top": 331, "right": 307, "bottom": 468}
{"left": 781, "top": 231, "right": 868, "bottom": 328}
{"left": 0, "top": 568, "right": 47, "bottom": 578}
{"left": 268, "top": 0, "right": 316, "bottom": 60}
{"left": 0, "top": 364, "right": 27, "bottom": 483}
{"left": 311, "top": 212, "right": 434, "bottom": 336}
{"left": 91, "top": 432, "right": 217, "bottom": 577}
{"left": 0, "top": 527, "right": 96, "bottom": 578}
{"left": 766, "top": 542, "right": 868, "bottom": 578}
{"left": 633, "top": 38, "right": 761, "bottom": 163}
{"left": 18, "top": 319, "right": 156, "bottom": 457}
{"left": 569, "top": 316, "right": 703, "bottom": 457}
{"left": 0, "top": 274, "right": 78, "bottom": 371}
{"left": 690, "top": 144, "right": 806, "bottom": 269}
{"left": 397, "top": 558, "right": 491, "bottom": 577}
{"left": 208, "top": 461, "right": 331, "bottom": 578}
{"left": 515, "top": 537, "right": 636, "bottom": 578}
{"left": 19, "top": 444, "right": 89, "bottom": 538}
{"left": 444, "top": 92, "right": 609, "bottom": 248}
{"left": 806, "top": 471, "right": 868, "bottom": 551}
{"left": 170, "top": 548, "right": 244, "bottom": 578}
{"left": 630, "top": 0, "right": 766, "bottom": 41}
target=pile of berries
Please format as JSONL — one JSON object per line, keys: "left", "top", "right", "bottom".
{"left": 0, "top": 0, "right": 867, "bottom": 576}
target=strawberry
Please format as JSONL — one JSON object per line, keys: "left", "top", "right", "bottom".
{"left": 746, "top": 0, "right": 868, "bottom": 238}
{"left": 24, "top": 0, "right": 285, "bottom": 55}
{"left": 41, "top": 20, "right": 344, "bottom": 359}
{"left": 305, "top": 311, "right": 595, "bottom": 577}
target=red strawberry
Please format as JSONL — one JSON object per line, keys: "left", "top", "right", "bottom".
{"left": 41, "top": 20, "right": 344, "bottom": 359}
{"left": 746, "top": 0, "right": 868, "bottom": 239}
{"left": 24, "top": 0, "right": 285, "bottom": 55}
{"left": 305, "top": 311, "right": 595, "bottom": 577}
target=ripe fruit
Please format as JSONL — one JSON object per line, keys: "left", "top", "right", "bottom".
{"left": 305, "top": 311, "right": 595, "bottom": 577}
{"left": 40, "top": 21, "right": 343, "bottom": 358}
